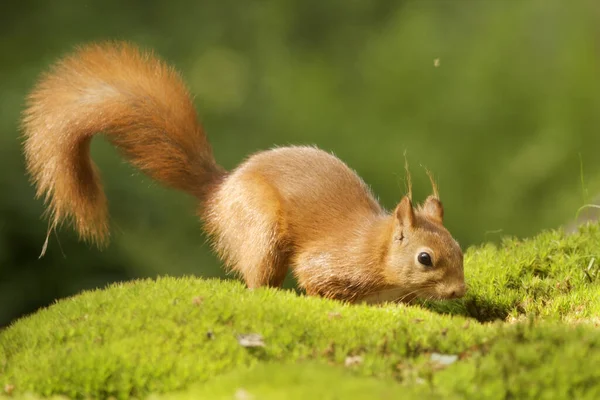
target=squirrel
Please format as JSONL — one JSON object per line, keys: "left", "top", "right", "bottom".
{"left": 21, "top": 41, "right": 466, "bottom": 304}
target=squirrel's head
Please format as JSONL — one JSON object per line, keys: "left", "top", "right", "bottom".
{"left": 383, "top": 191, "right": 466, "bottom": 302}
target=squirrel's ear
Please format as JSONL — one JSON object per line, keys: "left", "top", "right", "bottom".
{"left": 394, "top": 196, "right": 415, "bottom": 228}
{"left": 422, "top": 195, "right": 444, "bottom": 224}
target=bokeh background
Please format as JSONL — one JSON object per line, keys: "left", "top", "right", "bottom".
{"left": 1, "top": 0, "right": 599, "bottom": 327}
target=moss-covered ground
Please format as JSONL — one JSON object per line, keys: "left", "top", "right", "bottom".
{"left": 1, "top": 223, "right": 599, "bottom": 399}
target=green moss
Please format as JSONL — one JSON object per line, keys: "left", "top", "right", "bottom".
{"left": 150, "top": 362, "right": 429, "bottom": 400}
{"left": 422, "top": 222, "right": 600, "bottom": 323}
{"left": 1, "top": 223, "right": 599, "bottom": 399}
{"left": 0, "top": 276, "right": 489, "bottom": 398}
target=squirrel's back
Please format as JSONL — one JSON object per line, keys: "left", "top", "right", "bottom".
{"left": 226, "top": 146, "right": 382, "bottom": 239}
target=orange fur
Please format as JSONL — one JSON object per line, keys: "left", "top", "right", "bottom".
{"left": 22, "top": 41, "right": 465, "bottom": 303}
{"left": 22, "top": 42, "right": 225, "bottom": 250}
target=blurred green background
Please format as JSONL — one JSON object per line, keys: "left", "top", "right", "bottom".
{"left": 1, "top": 0, "right": 599, "bottom": 327}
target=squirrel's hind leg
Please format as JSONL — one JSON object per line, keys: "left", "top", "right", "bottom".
{"left": 240, "top": 242, "right": 290, "bottom": 289}
{"left": 202, "top": 171, "right": 290, "bottom": 289}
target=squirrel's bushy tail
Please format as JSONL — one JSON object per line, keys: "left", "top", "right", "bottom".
{"left": 21, "top": 41, "right": 225, "bottom": 252}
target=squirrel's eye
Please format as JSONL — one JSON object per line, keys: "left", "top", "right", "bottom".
{"left": 417, "top": 252, "right": 433, "bottom": 267}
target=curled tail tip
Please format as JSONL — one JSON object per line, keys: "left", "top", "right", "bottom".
{"left": 38, "top": 214, "right": 111, "bottom": 258}
{"left": 38, "top": 225, "right": 110, "bottom": 258}
{"left": 35, "top": 181, "right": 111, "bottom": 256}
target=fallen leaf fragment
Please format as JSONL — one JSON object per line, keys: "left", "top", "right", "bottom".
{"left": 345, "top": 355, "right": 363, "bottom": 367}
{"left": 235, "top": 388, "right": 254, "bottom": 400}
{"left": 237, "top": 333, "right": 265, "bottom": 348}
{"left": 328, "top": 311, "right": 342, "bottom": 320}
{"left": 192, "top": 296, "right": 203, "bottom": 306}
{"left": 430, "top": 352, "right": 458, "bottom": 366}
{"left": 4, "top": 384, "right": 14, "bottom": 395}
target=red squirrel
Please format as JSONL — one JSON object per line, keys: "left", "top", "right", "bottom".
{"left": 21, "top": 42, "right": 466, "bottom": 303}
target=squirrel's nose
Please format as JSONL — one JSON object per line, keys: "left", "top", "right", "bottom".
{"left": 448, "top": 284, "right": 466, "bottom": 299}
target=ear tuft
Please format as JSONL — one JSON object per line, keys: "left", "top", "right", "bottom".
{"left": 394, "top": 195, "right": 415, "bottom": 227}
{"left": 422, "top": 195, "right": 444, "bottom": 224}
{"left": 403, "top": 151, "right": 412, "bottom": 201}
{"left": 425, "top": 168, "right": 440, "bottom": 199}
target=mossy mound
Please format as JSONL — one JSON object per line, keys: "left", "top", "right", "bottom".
{"left": 1, "top": 224, "right": 599, "bottom": 399}
{"left": 423, "top": 222, "right": 600, "bottom": 323}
